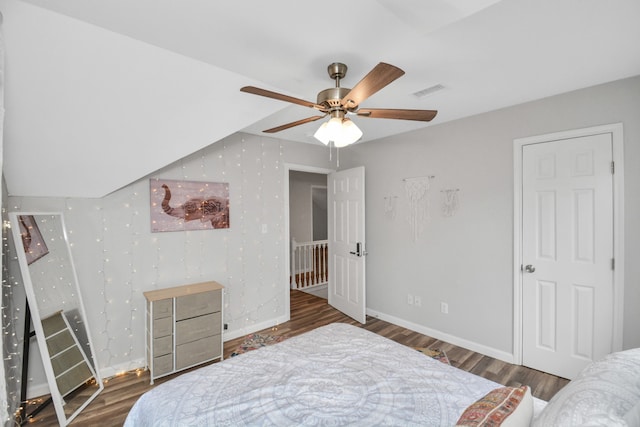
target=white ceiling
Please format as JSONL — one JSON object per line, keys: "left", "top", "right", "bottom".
{"left": 2, "top": 0, "right": 640, "bottom": 198}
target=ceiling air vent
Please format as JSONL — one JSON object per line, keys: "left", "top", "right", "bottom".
{"left": 413, "top": 84, "right": 445, "bottom": 99}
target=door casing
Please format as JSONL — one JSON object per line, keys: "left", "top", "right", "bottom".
{"left": 283, "top": 163, "right": 334, "bottom": 322}
{"left": 512, "top": 123, "right": 625, "bottom": 365}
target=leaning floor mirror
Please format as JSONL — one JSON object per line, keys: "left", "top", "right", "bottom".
{"left": 10, "top": 212, "right": 103, "bottom": 426}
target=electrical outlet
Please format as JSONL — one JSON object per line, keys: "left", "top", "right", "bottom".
{"left": 407, "top": 294, "right": 414, "bottom": 305}
{"left": 440, "top": 302, "right": 449, "bottom": 314}
{"left": 224, "top": 323, "right": 228, "bottom": 330}
{"left": 414, "top": 296, "right": 422, "bottom": 307}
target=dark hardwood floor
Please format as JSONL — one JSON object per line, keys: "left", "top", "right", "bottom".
{"left": 21, "top": 290, "right": 568, "bottom": 426}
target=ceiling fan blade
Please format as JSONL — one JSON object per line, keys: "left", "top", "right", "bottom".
{"left": 263, "top": 115, "right": 326, "bottom": 133}
{"left": 241, "top": 86, "right": 325, "bottom": 110}
{"left": 356, "top": 108, "right": 438, "bottom": 122}
{"left": 341, "top": 63, "right": 405, "bottom": 109}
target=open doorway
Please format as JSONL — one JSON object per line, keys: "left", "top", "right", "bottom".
{"left": 288, "top": 170, "right": 329, "bottom": 299}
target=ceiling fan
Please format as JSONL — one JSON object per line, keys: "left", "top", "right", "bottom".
{"left": 240, "top": 62, "right": 438, "bottom": 147}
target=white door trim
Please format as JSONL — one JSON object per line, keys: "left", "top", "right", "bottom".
{"left": 512, "top": 123, "right": 625, "bottom": 364}
{"left": 283, "top": 163, "right": 335, "bottom": 321}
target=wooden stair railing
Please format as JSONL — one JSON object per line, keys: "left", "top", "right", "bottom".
{"left": 290, "top": 239, "right": 328, "bottom": 290}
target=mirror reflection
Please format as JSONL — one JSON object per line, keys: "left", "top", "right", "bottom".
{"left": 10, "top": 212, "right": 103, "bottom": 426}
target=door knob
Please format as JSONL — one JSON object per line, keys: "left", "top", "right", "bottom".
{"left": 524, "top": 264, "right": 536, "bottom": 273}
{"left": 349, "top": 242, "right": 366, "bottom": 257}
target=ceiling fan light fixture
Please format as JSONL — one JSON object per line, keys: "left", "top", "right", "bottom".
{"left": 313, "top": 123, "right": 329, "bottom": 145}
{"left": 313, "top": 117, "right": 362, "bottom": 147}
{"left": 313, "top": 117, "right": 339, "bottom": 145}
{"left": 242, "top": 62, "right": 437, "bottom": 141}
{"left": 335, "top": 118, "right": 363, "bottom": 147}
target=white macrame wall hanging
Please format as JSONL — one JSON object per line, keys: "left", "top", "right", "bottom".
{"left": 403, "top": 176, "right": 433, "bottom": 242}
{"left": 383, "top": 196, "right": 397, "bottom": 220}
{"left": 440, "top": 189, "right": 460, "bottom": 217}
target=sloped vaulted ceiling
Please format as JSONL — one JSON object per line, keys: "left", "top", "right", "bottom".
{"left": 2, "top": 0, "right": 640, "bottom": 198}
{"left": 1, "top": 0, "right": 283, "bottom": 198}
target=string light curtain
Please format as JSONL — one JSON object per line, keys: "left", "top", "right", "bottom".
{"left": 3, "top": 133, "right": 311, "bottom": 414}
{"left": 2, "top": 222, "right": 23, "bottom": 424}
{"left": 1, "top": 16, "right": 20, "bottom": 424}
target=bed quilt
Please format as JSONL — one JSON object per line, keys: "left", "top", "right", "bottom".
{"left": 125, "top": 323, "right": 543, "bottom": 426}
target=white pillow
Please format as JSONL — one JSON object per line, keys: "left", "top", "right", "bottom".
{"left": 533, "top": 348, "right": 640, "bottom": 426}
{"left": 624, "top": 401, "right": 640, "bottom": 426}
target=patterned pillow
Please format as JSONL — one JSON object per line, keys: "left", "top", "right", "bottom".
{"left": 532, "top": 348, "right": 640, "bottom": 427}
{"left": 456, "top": 385, "right": 533, "bottom": 426}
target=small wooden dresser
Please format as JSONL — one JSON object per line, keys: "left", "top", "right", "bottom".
{"left": 144, "top": 281, "right": 224, "bottom": 384}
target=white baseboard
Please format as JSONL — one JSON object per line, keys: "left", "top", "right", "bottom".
{"left": 98, "top": 357, "right": 147, "bottom": 379}
{"left": 366, "top": 307, "right": 515, "bottom": 364}
{"left": 25, "top": 382, "right": 50, "bottom": 400}
{"left": 299, "top": 284, "right": 328, "bottom": 298}
{"left": 91, "top": 317, "right": 293, "bottom": 384}
{"left": 26, "top": 357, "right": 148, "bottom": 399}
{"left": 222, "top": 314, "right": 290, "bottom": 341}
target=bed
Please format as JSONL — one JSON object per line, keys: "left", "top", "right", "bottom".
{"left": 125, "top": 323, "right": 547, "bottom": 426}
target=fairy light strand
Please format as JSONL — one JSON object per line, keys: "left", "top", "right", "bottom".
{"left": 97, "top": 203, "right": 116, "bottom": 367}
{"left": 2, "top": 206, "right": 25, "bottom": 422}
{"left": 123, "top": 190, "right": 139, "bottom": 365}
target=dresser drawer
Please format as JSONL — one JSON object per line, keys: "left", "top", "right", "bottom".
{"left": 153, "top": 353, "right": 173, "bottom": 376}
{"left": 153, "top": 316, "right": 173, "bottom": 339}
{"left": 152, "top": 299, "right": 173, "bottom": 319}
{"left": 175, "top": 335, "right": 221, "bottom": 370}
{"left": 175, "top": 312, "right": 221, "bottom": 346}
{"left": 153, "top": 335, "right": 173, "bottom": 356}
{"left": 176, "top": 290, "right": 221, "bottom": 320}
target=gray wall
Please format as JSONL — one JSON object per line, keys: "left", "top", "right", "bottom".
{"left": 289, "top": 171, "right": 327, "bottom": 243}
{"left": 341, "top": 74, "right": 640, "bottom": 354}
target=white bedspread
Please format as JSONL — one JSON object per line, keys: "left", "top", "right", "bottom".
{"left": 125, "top": 323, "right": 544, "bottom": 426}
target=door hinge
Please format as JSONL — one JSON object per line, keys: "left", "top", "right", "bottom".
{"left": 611, "top": 161, "right": 615, "bottom": 174}
{"left": 611, "top": 258, "right": 615, "bottom": 270}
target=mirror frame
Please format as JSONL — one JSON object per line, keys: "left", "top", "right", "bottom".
{"left": 9, "top": 212, "right": 104, "bottom": 426}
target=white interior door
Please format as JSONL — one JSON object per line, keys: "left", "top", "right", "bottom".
{"left": 521, "top": 133, "right": 614, "bottom": 379}
{"left": 328, "top": 166, "right": 366, "bottom": 323}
